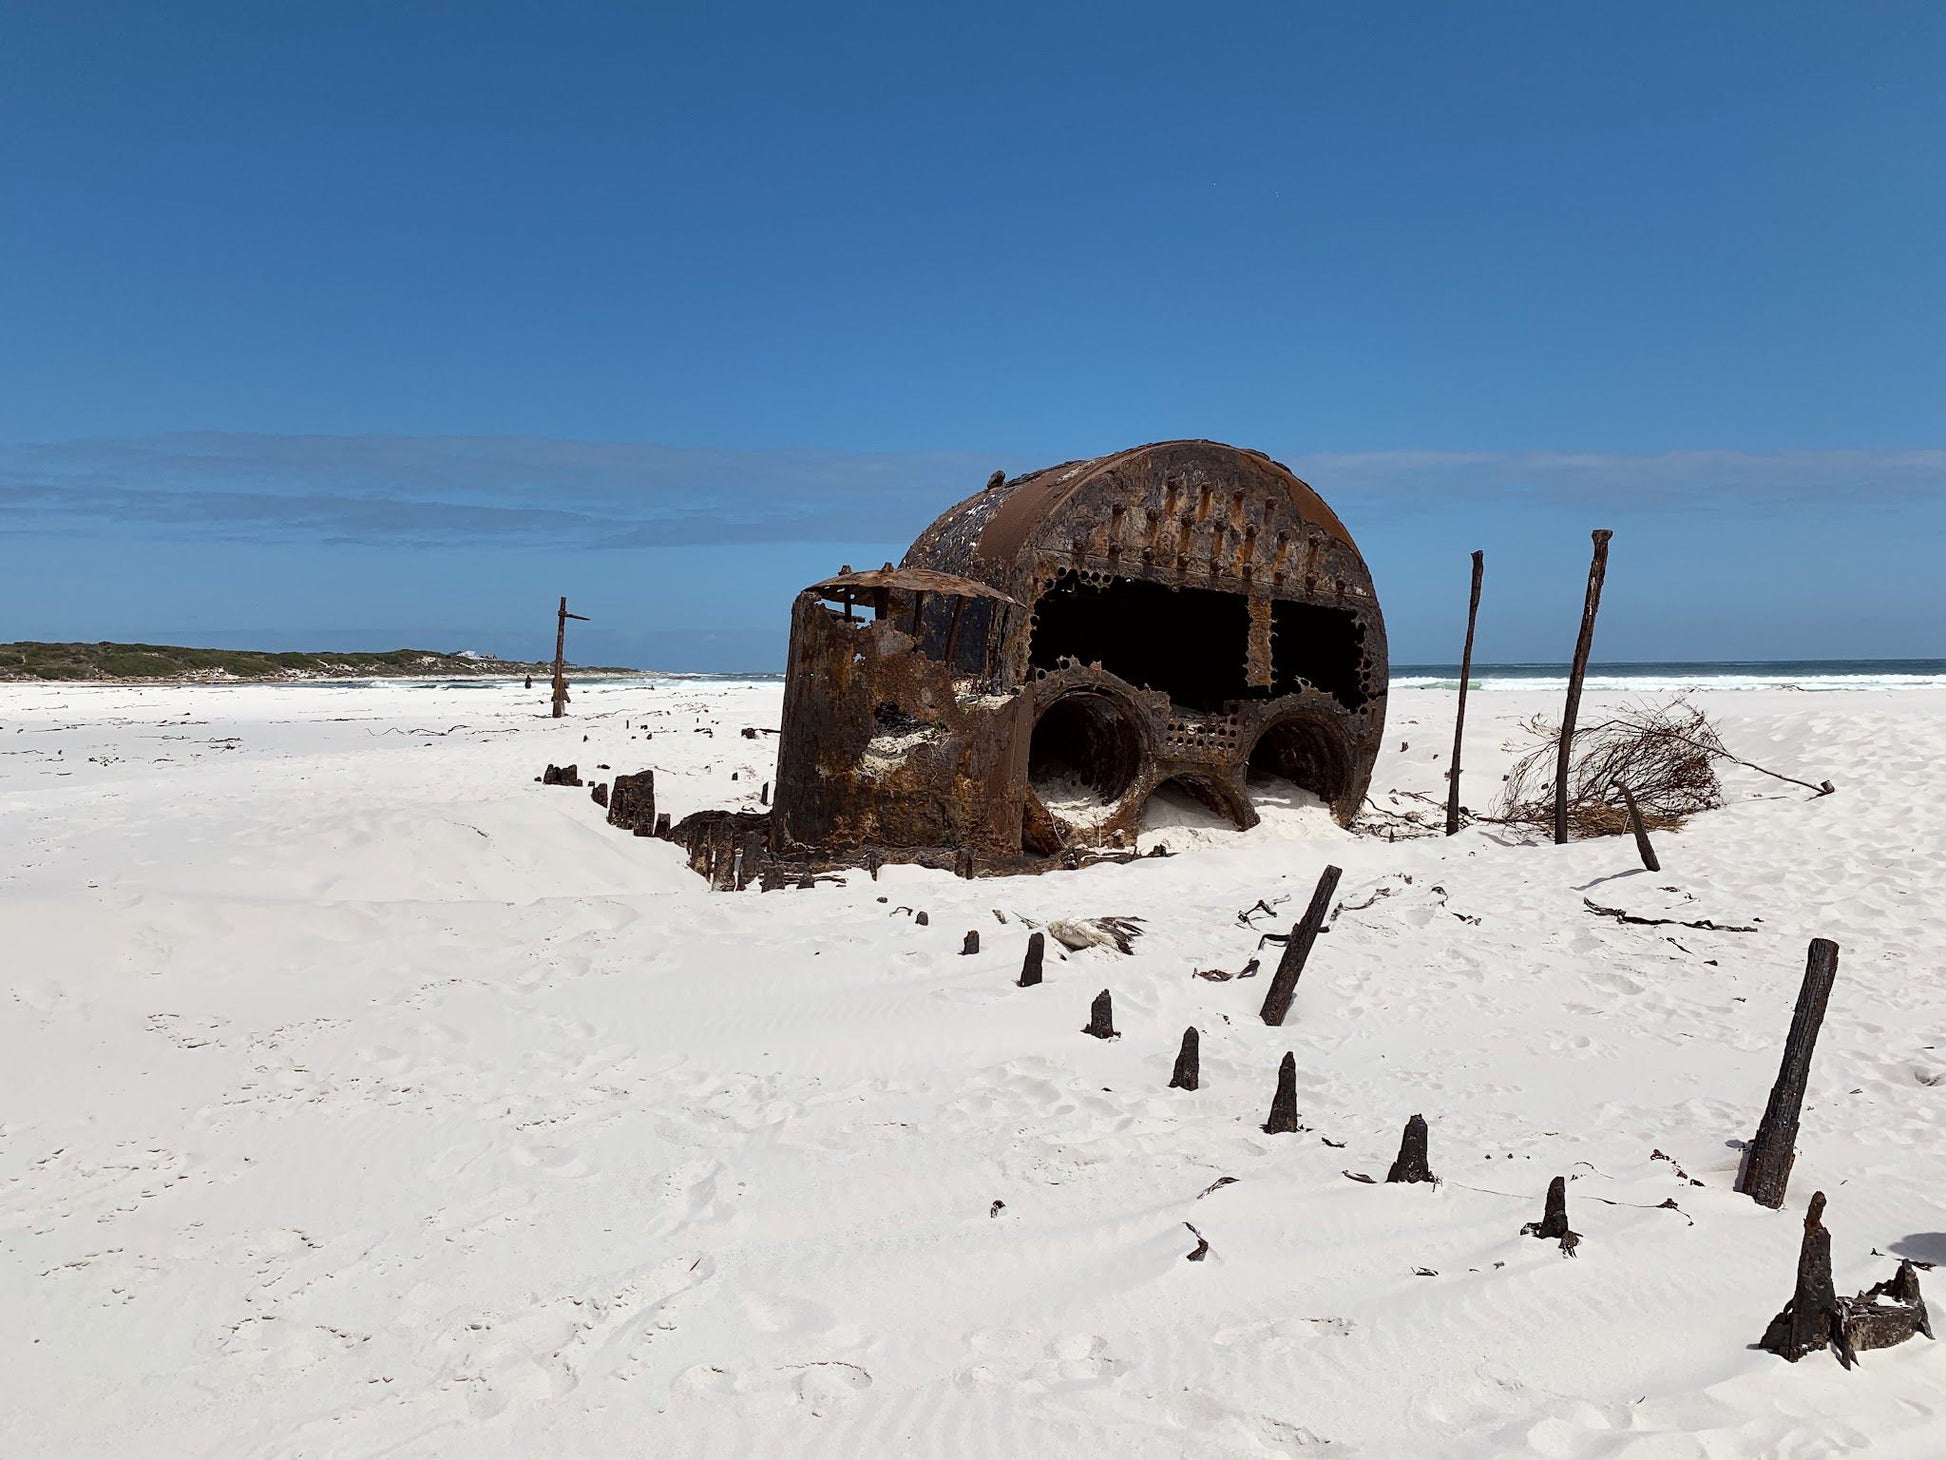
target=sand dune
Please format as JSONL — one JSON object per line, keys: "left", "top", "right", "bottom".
{"left": 3, "top": 678, "right": 1942, "bottom": 1457}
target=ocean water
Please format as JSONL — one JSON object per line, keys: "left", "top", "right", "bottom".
{"left": 1390, "top": 660, "right": 1946, "bottom": 693}
{"left": 259, "top": 660, "right": 1946, "bottom": 695}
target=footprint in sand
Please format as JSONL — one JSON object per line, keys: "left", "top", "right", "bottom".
{"left": 653, "top": 1158, "right": 745, "bottom": 1233}
{"left": 956, "top": 1328, "right": 1124, "bottom": 1391}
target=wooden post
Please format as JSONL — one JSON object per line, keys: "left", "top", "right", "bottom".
{"left": 1168, "top": 1027, "right": 1199, "bottom": 1090}
{"left": 1737, "top": 938, "right": 1840, "bottom": 1209}
{"left": 1619, "top": 784, "right": 1661, "bottom": 871}
{"left": 550, "top": 596, "right": 590, "bottom": 719}
{"left": 1262, "top": 1052, "right": 1299, "bottom": 1133}
{"left": 1553, "top": 531, "right": 1612, "bottom": 842}
{"left": 1386, "top": 1114, "right": 1435, "bottom": 1183}
{"left": 1017, "top": 931, "right": 1045, "bottom": 987}
{"left": 1259, "top": 864, "right": 1343, "bottom": 1027}
{"left": 1446, "top": 550, "right": 1484, "bottom": 836}
{"left": 1083, "top": 989, "right": 1117, "bottom": 1039}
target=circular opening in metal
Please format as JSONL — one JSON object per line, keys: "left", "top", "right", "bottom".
{"left": 1248, "top": 717, "right": 1350, "bottom": 807}
{"left": 1028, "top": 692, "right": 1141, "bottom": 813}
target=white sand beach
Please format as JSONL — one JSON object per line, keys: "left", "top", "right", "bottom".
{"left": 3, "top": 677, "right": 1942, "bottom": 1457}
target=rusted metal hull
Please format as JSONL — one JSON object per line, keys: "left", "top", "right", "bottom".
{"left": 668, "top": 440, "right": 1387, "bottom": 881}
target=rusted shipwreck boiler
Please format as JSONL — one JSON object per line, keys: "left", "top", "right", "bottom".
{"left": 670, "top": 440, "right": 1387, "bottom": 884}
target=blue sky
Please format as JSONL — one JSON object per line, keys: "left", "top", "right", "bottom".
{"left": 3, "top": 3, "right": 1941, "bottom": 668}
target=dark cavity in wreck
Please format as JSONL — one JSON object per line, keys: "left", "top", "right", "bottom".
{"left": 667, "top": 440, "right": 1388, "bottom": 884}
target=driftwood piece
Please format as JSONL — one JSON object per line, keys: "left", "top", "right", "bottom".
{"left": 1386, "top": 1114, "right": 1435, "bottom": 1184}
{"left": 1620, "top": 784, "right": 1660, "bottom": 871}
{"left": 1018, "top": 931, "right": 1045, "bottom": 987}
{"left": 1083, "top": 989, "right": 1118, "bottom": 1040}
{"left": 1262, "top": 1052, "right": 1300, "bottom": 1133}
{"left": 1259, "top": 865, "right": 1344, "bottom": 1027}
{"left": 1554, "top": 529, "right": 1613, "bottom": 844}
{"left": 1737, "top": 939, "right": 1840, "bottom": 1209}
{"left": 1581, "top": 898, "right": 1754, "bottom": 933}
{"left": 1446, "top": 549, "right": 1484, "bottom": 836}
{"left": 961, "top": 930, "right": 980, "bottom": 955}
{"left": 1169, "top": 1027, "right": 1199, "bottom": 1091}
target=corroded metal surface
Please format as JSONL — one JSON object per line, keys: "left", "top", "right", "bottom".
{"left": 667, "top": 439, "right": 1388, "bottom": 881}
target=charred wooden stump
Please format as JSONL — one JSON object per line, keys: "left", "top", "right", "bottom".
{"left": 1843, "top": 1260, "right": 1934, "bottom": 1356}
{"left": 654, "top": 811, "right": 671, "bottom": 837}
{"left": 961, "top": 930, "right": 980, "bottom": 955}
{"left": 540, "top": 763, "right": 582, "bottom": 786}
{"left": 1761, "top": 1192, "right": 1849, "bottom": 1364}
{"left": 1446, "top": 549, "right": 1484, "bottom": 836}
{"left": 607, "top": 770, "right": 656, "bottom": 832}
{"left": 1386, "top": 1114, "right": 1435, "bottom": 1184}
{"left": 1619, "top": 784, "right": 1660, "bottom": 872}
{"left": 1262, "top": 1052, "right": 1299, "bottom": 1133}
{"left": 1259, "top": 864, "right": 1344, "bottom": 1028}
{"left": 1169, "top": 1027, "right": 1199, "bottom": 1091}
{"left": 1018, "top": 931, "right": 1045, "bottom": 987}
{"left": 1525, "top": 1177, "right": 1571, "bottom": 1240}
{"left": 1083, "top": 989, "right": 1117, "bottom": 1039}
{"left": 591, "top": 782, "right": 609, "bottom": 808}
{"left": 1737, "top": 938, "right": 1840, "bottom": 1209}
{"left": 1521, "top": 1176, "right": 1579, "bottom": 1254}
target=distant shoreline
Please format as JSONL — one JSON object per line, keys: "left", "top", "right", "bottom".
{"left": 0, "top": 641, "right": 641, "bottom": 684}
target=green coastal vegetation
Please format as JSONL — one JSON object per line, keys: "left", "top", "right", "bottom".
{"left": 0, "top": 642, "right": 635, "bottom": 682}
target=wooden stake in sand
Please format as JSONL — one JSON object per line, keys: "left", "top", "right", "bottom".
{"left": 1083, "top": 989, "right": 1117, "bottom": 1039}
{"left": 1737, "top": 938, "right": 1840, "bottom": 1209}
{"left": 961, "top": 930, "right": 979, "bottom": 955}
{"left": 550, "top": 596, "right": 590, "bottom": 719}
{"left": 1553, "top": 530, "right": 1612, "bottom": 844}
{"left": 1619, "top": 784, "right": 1661, "bottom": 872}
{"left": 1262, "top": 1052, "right": 1299, "bottom": 1133}
{"left": 1018, "top": 931, "right": 1045, "bottom": 987}
{"left": 1169, "top": 1027, "right": 1200, "bottom": 1091}
{"left": 1259, "top": 865, "right": 1344, "bottom": 1027}
{"left": 1386, "top": 1114, "right": 1435, "bottom": 1183}
{"left": 1446, "top": 550, "right": 1484, "bottom": 836}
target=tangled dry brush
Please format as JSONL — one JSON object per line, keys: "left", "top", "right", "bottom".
{"left": 1497, "top": 697, "right": 1727, "bottom": 837}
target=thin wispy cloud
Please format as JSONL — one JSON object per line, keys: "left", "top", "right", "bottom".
{"left": 3, "top": 432, "right": 1941, "bottom": 548}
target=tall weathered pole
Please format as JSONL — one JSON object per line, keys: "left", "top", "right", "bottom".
{"left": 1737, "top": 938, "right": 1841, "bottom": 1209}
{"left": 550, "top": 596, "right": 589, "bottom": 719}
{"left": 1259, "top": 864, "right": 1343, "bottom": 1027}
{"left": 1554, "top": 530, "right": 1613, "bottom": 844}
{"left": 1446, "top": 551, "right": 1484, "bottom": 835}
